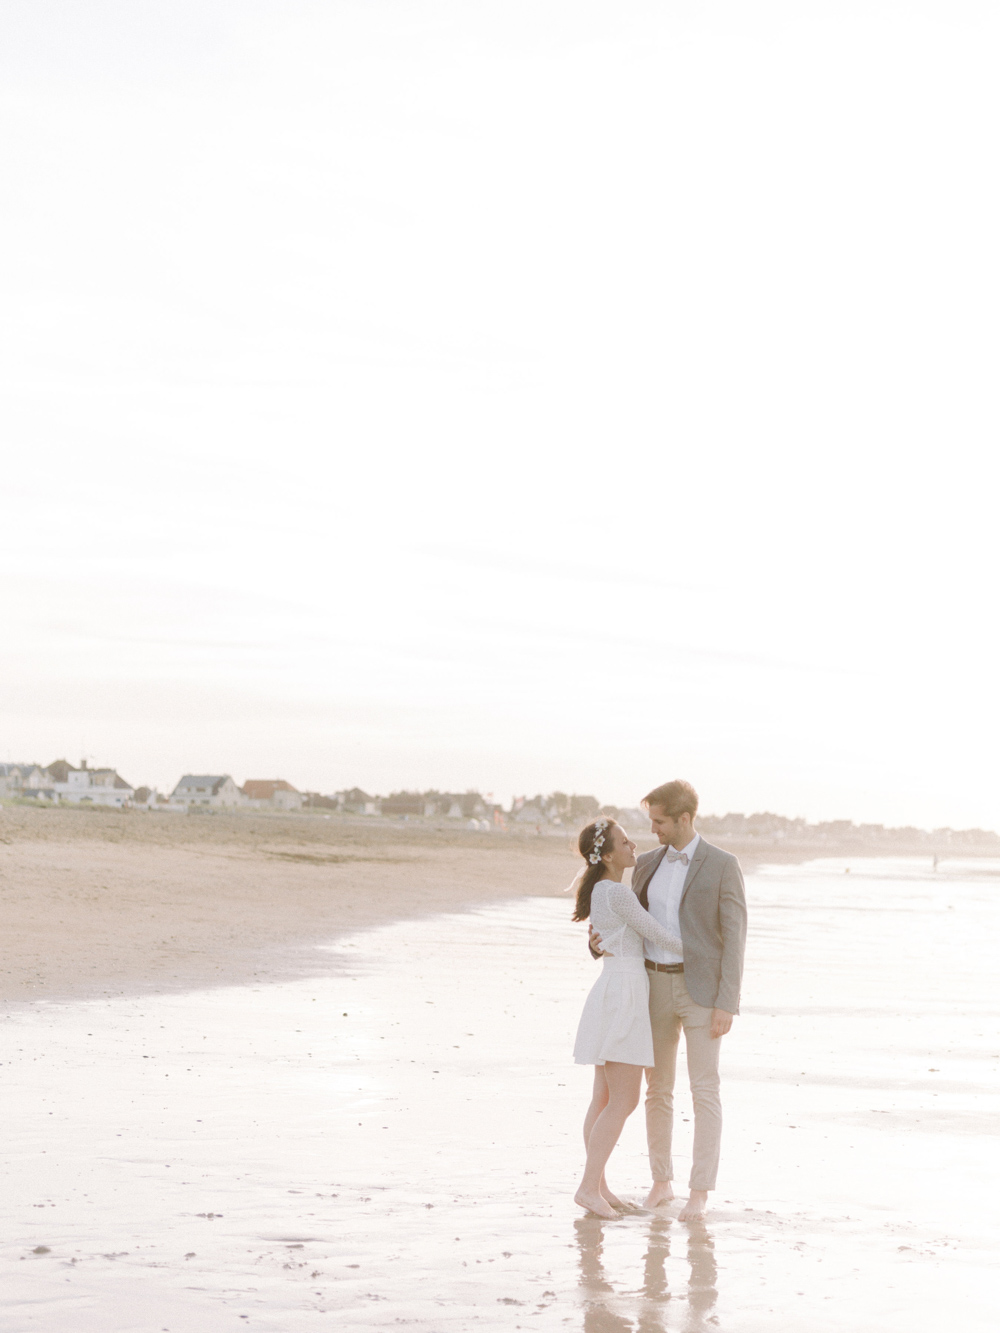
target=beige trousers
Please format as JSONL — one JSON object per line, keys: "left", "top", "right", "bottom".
{"left": 645, "top": 970, "right": 722, "bottom": 1192}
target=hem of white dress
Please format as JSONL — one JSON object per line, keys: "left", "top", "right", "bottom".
{"left": 574, "top": 1056, "right": 650, "bottom": 1067}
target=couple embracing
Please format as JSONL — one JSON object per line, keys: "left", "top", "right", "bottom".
{"left": 570, "top": 780, "right": 747, "bottom": 1220}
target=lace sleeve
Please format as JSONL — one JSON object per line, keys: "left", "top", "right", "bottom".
{"left": 606, "top": 882, "right": 683, "bottom": 954}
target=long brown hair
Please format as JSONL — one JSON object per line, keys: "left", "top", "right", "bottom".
{"left": 572, "top": 819, "right": 618, "bottom": 922}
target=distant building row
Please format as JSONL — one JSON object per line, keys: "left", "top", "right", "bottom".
{"left": 3, "top": 762, "right": 999, "bottom": 844}
{"left": 697, "top": 810, "right": 1000, "bottom": 847}
{"left": 0, "top": 763, "right": 309, "bottom": 812}
{"left": 300, "top": 788, "right": 637, "bottom": 827}
{"left": 0, "top": 765, "right": 614, "bottom": 826}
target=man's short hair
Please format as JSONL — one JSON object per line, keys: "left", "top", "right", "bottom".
{"left": 642, "top": 780, "right": 699, "bottom": 819}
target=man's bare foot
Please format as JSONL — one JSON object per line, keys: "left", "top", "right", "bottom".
{"left": 575, "top": 1188, "right": 618, "bottom": 1220}
{"left": 679, "top": 1190, "right": 708, "bottom": 1220}
{"left": 644, "top": 1181, "right": 675, "bottom": 1209}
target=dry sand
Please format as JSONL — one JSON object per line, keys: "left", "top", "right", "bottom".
{"left": 0, "top": 806, "right": 588, "bottom": 1003}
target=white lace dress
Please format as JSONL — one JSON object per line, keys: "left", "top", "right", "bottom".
{"left": 573, "top": 879, "right": 684, "bottom": 1067}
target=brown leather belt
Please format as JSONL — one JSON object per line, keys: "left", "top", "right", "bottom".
{"left": 645, "top": 960, "right": 684, "bottom": 974}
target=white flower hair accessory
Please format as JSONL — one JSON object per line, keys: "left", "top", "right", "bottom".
{"left": 588, "top": 818, "right": 609, "bottom": 864}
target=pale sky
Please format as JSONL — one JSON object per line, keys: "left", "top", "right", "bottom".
{"left": 2, "top": 1, "right": 998, "bottom": 828}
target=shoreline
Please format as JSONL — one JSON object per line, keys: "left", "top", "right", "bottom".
{"left": 2, "top": 805, "right": 995, "bottom": 1007}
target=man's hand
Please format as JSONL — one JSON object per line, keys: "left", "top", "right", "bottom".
{"left": 588, "top": 926, "right": 611, "bottom": 957}
{"left": 710, "top": 1008, "right": 733, "bottom": 1040}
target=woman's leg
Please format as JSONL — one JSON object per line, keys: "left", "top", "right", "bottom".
{"left": 575, "top": 1062, "right": 643, "bottom": 1218}
{"left": 581, "top": 1067, "right": 624, "bottom": 1209}
{"left": 583, "top": 1065, "right": 609, "bottom": 1146}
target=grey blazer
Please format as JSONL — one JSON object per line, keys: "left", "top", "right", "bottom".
{"left": 631, "top": 838, "right": 747, "bottom": 1014}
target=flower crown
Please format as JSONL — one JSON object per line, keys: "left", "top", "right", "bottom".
{"left": 588, "top": 818, "right": 609, "bottom": 865}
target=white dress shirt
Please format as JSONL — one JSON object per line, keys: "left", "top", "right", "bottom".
{"left": 643, "top": 833, "right": 700, "bottom": 965}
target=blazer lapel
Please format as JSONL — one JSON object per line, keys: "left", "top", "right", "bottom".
{"left": 635, "top": 845, "right": 668, "bottom": 909}
{"left": 679, "top": 838, "right": 709, "bottom": 909}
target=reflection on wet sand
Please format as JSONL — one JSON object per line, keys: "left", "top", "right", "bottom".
{"left": 576, "top": 1216, "right": 718, "bottom": 1332}
{"left": 4, "top": 861, "right": 999, "bottom": 1329}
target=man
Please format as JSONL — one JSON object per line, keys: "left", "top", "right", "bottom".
{"left": 590, "top": 780, "right": 747, "bottom": 1219}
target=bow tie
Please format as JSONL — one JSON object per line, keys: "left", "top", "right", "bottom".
{"left": 664, "top": 849, "right": 689, "bottom": 865}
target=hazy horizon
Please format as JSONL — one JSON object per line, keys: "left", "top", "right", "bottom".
{"left": 3, "top": 1, "right": 999, "bottom": 830}
{"left": 6, "top": 756, "right": 1000, "bottom": 837}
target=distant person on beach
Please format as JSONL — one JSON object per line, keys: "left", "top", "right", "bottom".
{"left": 581, "top": 780, "right": 747, "bottom": 1220}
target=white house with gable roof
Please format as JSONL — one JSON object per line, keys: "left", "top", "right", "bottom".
{"left": 44, "top": 759, "right": 135, "bottom": 807}
{"left": 170, "top": 775, "right": 246, "bottom": 810}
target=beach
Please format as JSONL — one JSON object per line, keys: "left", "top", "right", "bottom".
{"left": 0, "top": 806, "right": 587, "bottom": 1004}
{"left": 1, "top": 806, "right": 977, "bottom": 1005}
{"left": 3, "top": 809, "right": 999, "bottom": 1330}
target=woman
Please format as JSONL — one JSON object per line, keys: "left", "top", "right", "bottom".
{"left": 571, "top": 818, "right": 683, "bottom": 1218}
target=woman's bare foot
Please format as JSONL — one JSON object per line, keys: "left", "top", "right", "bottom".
{"left": 679, "top": 1189, "right": 708, "bottom": 1220}
{"left": 599, "top": 1174, "right": 626, "bottom": 1209}
{"left": 644, "top": 1181, "right": 675, "bottom": 1208}
{"left": 575, "top": 1188, "right": 618, "bottom": 1220}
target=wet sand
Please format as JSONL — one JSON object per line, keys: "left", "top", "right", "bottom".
{"left": 4, "top": 847, "right": 999, "bottom": 1330}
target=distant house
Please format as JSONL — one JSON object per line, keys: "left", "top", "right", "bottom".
{"left": 241, "top": 779, "right": 304, "bottom": 811}
{"left": 169, "top": 775, "right": 245, "bottom": 810}
{"left": 337, "top": 787, "right": 379, "bottom": 815}
{"left": 0, "top": 763, "right": 47, "bottom": 797}
{"left": 43, "top": 759, "right": 134, "bottom": 808}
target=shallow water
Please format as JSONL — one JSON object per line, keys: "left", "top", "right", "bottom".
{"left": 4, "top": 856, "right": 999, "bottom": 1331}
